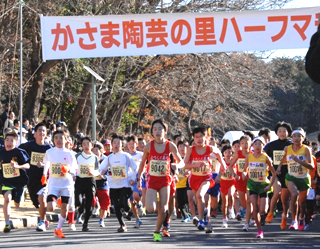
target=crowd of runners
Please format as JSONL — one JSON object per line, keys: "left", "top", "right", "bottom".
{"left": 0, "top": 113, "right": 319, "bottom": 241}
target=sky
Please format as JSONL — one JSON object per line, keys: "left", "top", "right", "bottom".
{"left": 271, "top": 0, "right": 320, "bottom": 58}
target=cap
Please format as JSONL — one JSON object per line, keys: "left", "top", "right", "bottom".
{"left": 104, "top": 139, "right": 111, "bottom": 145}
{"left": 5, "top": 103, "right": 10, "bottom": 107}
{"left": 252, "top": 136, "right": 266, "bottom": 145}
{"left": 21, "top": 128, "right": 27, "bottom": 134}
{"left": 292, "top": 129, "right": 306, "bottom": 138}
{"left": 57, "top": 121, "right": 67, "bottom": 127}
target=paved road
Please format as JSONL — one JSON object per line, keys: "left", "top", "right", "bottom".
{"left": 0, "top": 213, "right": 319, "bottom": 249}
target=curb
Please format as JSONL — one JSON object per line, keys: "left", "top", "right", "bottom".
{"left": 0, "top": 214, "right": 59, "bottom": 231}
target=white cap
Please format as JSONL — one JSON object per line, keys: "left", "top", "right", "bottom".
{"left": 292, "top": 129, "right": 306, "bottom": 138}
{"left": 252, "top": 136, "right": 265, "bottom": 145}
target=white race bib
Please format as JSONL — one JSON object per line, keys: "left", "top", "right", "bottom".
{"left": 273, "top": 150, "right": 285, "bottom": 165}
{"left": 79, "top": 164, "right": 95, "bottom": 178}
{"left": 30, "top": 152, "right": 45, "bottom": 165}
{"left": 237, "top": 158, "right": 246, "bottom": 173}
{"left": 149, "top": 160, "right": 168, "bottom": 177}
{"left": 111, "top": 165, "right": 127, "bottom": 180}
{"left": 2, "top": 163, "right": 20, "bottom": 178}
{"left": 50, "top": 163, "right": 67, "bottom": 178}
{"left": 191, "top": 161, "right": 210, "bottom": 176}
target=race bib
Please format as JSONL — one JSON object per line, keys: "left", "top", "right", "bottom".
{"left": 317, "top": 162, "right": 320, "bottom": 176}
{"left": 2, "top": 163, "right": 20, "bottom": 178}
{"left": 30, "top": 152, "right": 45, "bottom": 165}
{"left": 249, "top": 167, "right": 266, "bottom": 182}
{"left": 191, "top": 161, "right": 210, "bottom": 176}
{"left": 273, "top": 150, "right": 285, "bottom": 165}
{"left": 149, "top": 160, "right": 168, "bottom": 177}
{"left": 288, "top": 162, "right": 307, "bottom": 177}
{"left": 221, "top": 168, "right": 234, "bottom": 180}
{"left": 79, "top": 164, "right": 95, "bottom": 178}
{"left": 111, "top": 165, "right": 127, "bottom": 180}
{"left": 237, "top": 159, "right": 246, "bottom": 173}
{"left": 50, "top": 163, "right": 67, "bottom": 178}
{"left": 211, "top": 158, "right": 218, "bottom": 173}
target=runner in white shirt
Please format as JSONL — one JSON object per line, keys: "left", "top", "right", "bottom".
{"left": 42, "top": 129, "right": 77, "bottom": 238}
{"left": 126, "top": 135, "right": 144, "bottom": 227}
{"left": 100, "top": 135, "right": 137, "bottom": 232}
{"left": 75, "top": 136, "right": 99, "bottom": 232}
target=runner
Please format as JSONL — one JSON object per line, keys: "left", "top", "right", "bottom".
{"left": 126, "top": 135, "right": 144, "bottom": 228}
{"left": 184, "top": 127, "right": 226, "bottom": 232}
{"left": 207, "top": 137, "right": 221, "bottom": 219}
{"left": 42, "top": 129, "right": 77, "bottom": 238}
{"left": 228, "top": 134, "right": 253, "bottom": 231}
{"left": 242, "top": 137, "right": 275, "bottom": 238}
{"left": 19, "top": 122, "right": 52, "bottom": 231}
{"left": 136, "top": 119, "right": 184, "bottom": 242}
{"left": 100, "top": 135, "right": 137, "bottom": 233}
{"left": 0, "top": 131, "right": 29, "bottom": 233}
{"left": 92, "top": 142, "right": 110, "bottom": 227}
{"left": 220, "top": 145, "right": 236, "bottom": 228}
{"left": 264, "top": 121, "right": 293, "bottom": 229}
{"left": 276, "top": 128, "right": 314, "bottom": 231}
{"left": 75, "top": 136, "right": 99, "bottom": 231}
{"left": 65, "top": 137, "right": 77, "bottom": 231}
{"left": 175, "top": 140, "right": 190, "bottom": 222}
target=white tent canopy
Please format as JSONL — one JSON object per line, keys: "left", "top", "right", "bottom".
{"left": 221, "top": 131, "right": 278, "bottom": 145}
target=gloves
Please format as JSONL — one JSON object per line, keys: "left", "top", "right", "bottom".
{"left": 61, "top": 165, "right": 69, "bottom": 173}
{"left": 41, "top": 175, "right": 47, "bottom": 185}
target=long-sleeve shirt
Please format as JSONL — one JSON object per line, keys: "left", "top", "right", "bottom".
{"left": 43, "top": 147, "right": 77, "bottom": 189}
{"left": 100, "top": 151, "right": 137, "bottom": 189}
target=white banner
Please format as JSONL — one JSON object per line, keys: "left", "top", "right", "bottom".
{"left": 41, "top": 7, "right": 320, "bottom": 60}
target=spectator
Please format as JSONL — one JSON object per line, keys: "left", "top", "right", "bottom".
{"left": 0, "top": 103, "right": 10, "bottom": 132}
{"left": 4, "top": 111, "right": 15, "bottom": 130}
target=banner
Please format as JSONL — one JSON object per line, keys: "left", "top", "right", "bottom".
{"left": 41, "top": 7, "right": 320, "bottom": 60}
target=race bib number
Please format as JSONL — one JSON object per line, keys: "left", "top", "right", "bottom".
{"left": 2, "top": 163, "right": 20, "bottom": 178}
{"left": 288, "top": 162, "right": 306, "bottom": 177}
{"left": 50, "top": 163, "right": 67, "bottom": 178}
{"left": 111, "top": 165, "right": 127, "bottom": 180}
{"left": 317, "top": 162, "right": 320, "bottom": 176}
{"left": 237, "top": 159, "right": 246, "bottom": 173}
{"left": 249, "top": 167, "right": 266, "bottom": 182}
{"left": 30, "top": 152, "right": 45, "bottom": 165}
{"left": 79, "top": 164, "right": 94, "bottom": 178}
{"left": 211, "top": 158, "right": 218, "bottom": 173}
{"left": 221, "top": 168, "right": 234, "bottom": 180}
{"left": 191, "top": 161, "right": 210, "bottom": 176}
{"left": 273, "top": 150, "right": 285, "bottom": 165}
{"left": 149, "top": 160, "right": 167, "bottom": 177}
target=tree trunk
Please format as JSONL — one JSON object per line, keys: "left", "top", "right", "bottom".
{"left": 69, "top": 77, "right": 92, "bottom": 136}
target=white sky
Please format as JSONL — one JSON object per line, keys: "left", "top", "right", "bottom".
{"left": 271, "top": 0, "right": 320, "bottom": 58}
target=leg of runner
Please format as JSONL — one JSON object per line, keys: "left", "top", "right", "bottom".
{"left": 187, "top": 189, "right": 198, "bottom": 225}
{"left": 194, "top": 181, "right": 211, "bottom": 230}
{"left": 266, "top": 179, "right": 281, "bottom": 223}
{"left": 298, "top": 190, "right": 308, "bottom": 230}
{"left": 280, "top": 188, "right": 290, "bottom": 229}
{"left": 221, "top": 192, "right": 228, "bottom": 228}
{"left": 250, "top": 194, "right": 263, "bottom": 238}
{"left": 3, "top": 191, "right": 12, "bottom": 232}
{"left": 287, "top": 181, "right": 299, "bottom": 230}
{"left": 243, "top": 190, "right": 252, "bottom": 231}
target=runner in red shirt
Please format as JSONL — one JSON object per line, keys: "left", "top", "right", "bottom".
{"left": 136, "top": 119, "right": 184, "bottom": 242}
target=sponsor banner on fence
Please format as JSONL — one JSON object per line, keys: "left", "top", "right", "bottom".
{"left": 41, "top": 7, "right": 320, "bottom": 60}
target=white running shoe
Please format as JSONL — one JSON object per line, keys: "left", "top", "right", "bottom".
{"left": 222, "top": 219, "right": 228, "bottom": 228}
{"left": 228, "top": 208, "right": 235, "bottom": 220}
{"left": 243, "top": 223, "right": 249, "bottom": 232}
{"left": 171, "top": 208, "right": 177, "bottom": 220}
{"left": 69, "top": 223, "right": 76, "bottom": 231}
